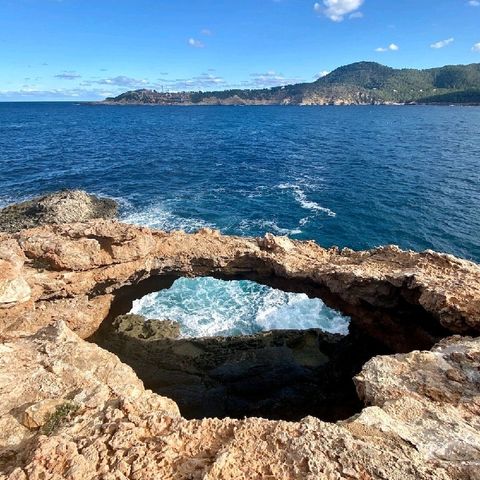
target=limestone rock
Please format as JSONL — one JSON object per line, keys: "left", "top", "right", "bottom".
{"left": 0, "top": 220, "right": 478, "bottom": 478}
{"left": 0, "top": 238, "right": 30, "bottom": 307}
{"left": 0, "top": 220, "right": 478, "bottom": 344}
{"left": 0, "top": 277, "right": 30, "bottom": 307}
{"left": 257, "top": 232, "right": 296, "bottom": 252}
{"left": 21, "top": 398, "right": 67, "bottom": 429}
{"left": 353, "top": 335, "right": 480, "bottom": 466}
{"left": 113, "top": 314, "right": 181, "bottom": 340}
{"left": 0, "top": 323, "right": 478, "bottom": 479}
{"left": 0, "top": 190, "right": 117, "bottom": 233}
{"left": 95, "top": 326, "right": 369, "bottom": 420}
{"left": 0, "top": 321, "right": 179, "bottom": 475}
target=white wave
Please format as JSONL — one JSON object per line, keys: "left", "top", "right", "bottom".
{"left": 3, "top": 123, "right": 26, "bottom": 129}
{"left": 0, "top": 196, "right": 16, "bottom": 209}
{"left": 130, "top": 277, "right": 350, "bottom": 338}
{"left": 121, "top": 202, "right": 214, "bottom": 232}
{"left": 299, "top": 217, "right": 311, "bottom": 226}
{"left": 245, "top": 185, "right": 269, "bottom": 199}
{"left": 278, "top": 183, "right": 336, "bottom": 217}
{"left": 238, "top": 219, "right": 302, "bottom": 236}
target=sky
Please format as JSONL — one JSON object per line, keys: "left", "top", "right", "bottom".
{"left": 1, "top": 0, "right": 480, "bottom": 101}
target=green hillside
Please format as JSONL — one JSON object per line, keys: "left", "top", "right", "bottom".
{"left": 103, "top": 62, "right": 480, "bottom": 105}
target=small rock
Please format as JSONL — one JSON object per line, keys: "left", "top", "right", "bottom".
{"left": 113, "top": 314, "right": 181, "bottom": 340}
{"left": 0, "top": 277, "right": 31, "bottom": 305}
{"left": 21, "top": 398, "right": 66, "bottom": 429}
{"left": 257, "top": 233, "right": 295, "bottom": 252}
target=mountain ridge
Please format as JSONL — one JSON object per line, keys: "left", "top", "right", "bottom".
{"left": 101, "top": 61, "right": 480, "bottom": 105}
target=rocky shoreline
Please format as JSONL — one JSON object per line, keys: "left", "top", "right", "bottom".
{"left": 0, "top": 193, "right": 479, "bottom": 479}
{"left": 0, "top": 190, "right": 117, "bottom": 234}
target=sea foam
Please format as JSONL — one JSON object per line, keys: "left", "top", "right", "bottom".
{"left": 278, "top": 183, "right": 337, "bottom": 217}
{"left": 121, "top": 202, "right": 214, "bottom": 232}
{"left": 130, "top": 277, "right": 350, "bottom": 338}
{"left": 237, "top": 219, "right": 302, "bottom": 236}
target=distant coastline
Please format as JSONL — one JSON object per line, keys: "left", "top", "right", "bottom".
{"left": 92, "top": 101, "right": 480, "bottom": 107}
{"left": 95, "top": 61, "right": 480, "bottom": 107}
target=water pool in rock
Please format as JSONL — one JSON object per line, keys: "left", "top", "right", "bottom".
{"left": 129, "top": 276, "right": 350, "bottom": 338}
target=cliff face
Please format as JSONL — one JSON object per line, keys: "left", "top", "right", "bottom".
{"left": 0, "top": 220, "right": 479, "bottom": 479}
{"left": 101, "top": 61, "right": 480, "bottom": 106}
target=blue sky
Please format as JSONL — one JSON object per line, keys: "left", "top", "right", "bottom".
{"left": 1, "top": 0, "right": 480, "bottom": 100}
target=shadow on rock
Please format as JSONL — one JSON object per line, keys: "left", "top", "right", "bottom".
{"left": 93, "top": 313, "right": 390, "bottom": 421}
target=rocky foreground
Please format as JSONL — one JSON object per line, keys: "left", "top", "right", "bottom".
{"left": 0, "top": 213, "right": 479, "bottom": 478}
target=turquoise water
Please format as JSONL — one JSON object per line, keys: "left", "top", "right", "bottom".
{"left": 130, "top": 277, "right": 350, "bottom": 338}
{"left": 1, "top": 103, "right": 479, "bottom": 336}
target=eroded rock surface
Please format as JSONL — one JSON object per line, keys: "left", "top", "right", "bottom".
{"left": 0, "top": 322, "right": 478, "bottom": 479}
{"left": 113, "top": 314, "right": 181, "bottom": 340}
{"left": 0, "top": 190, "right": 117, "bottom": 234}
{"left": 97, "top": 321, "right": 384, "bottom": 421}
{"left": 0, "top": 220, "right": 479, "bottom": 478}
{"left": 0, "top": 220, "right": 478, "bottom": 344}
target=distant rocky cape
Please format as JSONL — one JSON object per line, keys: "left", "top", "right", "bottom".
{"left": 100, "top": 61, "right": 480, "bottom": 106}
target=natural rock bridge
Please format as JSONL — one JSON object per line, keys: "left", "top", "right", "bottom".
{"left": 0, "top": 220, "right": 479, "bottom": 479}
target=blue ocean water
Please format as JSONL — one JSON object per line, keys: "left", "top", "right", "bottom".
{"left": 1, "top": 103, "right": 479, "bottom": 336}
{"left": 1, "top": 103, "right": 479, "bottom": 261}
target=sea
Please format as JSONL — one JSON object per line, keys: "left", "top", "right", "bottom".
{"left": 1, "top": 102, "right": 479, "bottom": 337}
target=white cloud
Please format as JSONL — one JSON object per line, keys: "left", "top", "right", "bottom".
{"left": 375, "top": 43, "right": 399, "bottom": 52}
{"left": 473, "top": 42, "right": 480, "bottom": 52}
{"left": 314, "top": 0, "right": 364, "bottom": 22}
{"left": 188, "top": 38, "right": 205, "bottom": 48}
{"left": 0, "top": 87, "right": 108, "bottom": 101}
{"left": 93, "top": 76, "right": 149, "bottom": 87}
{"left": 430, "top": 38, "right": 454, "bottom": 49}
{"left": 54, "top": 71, "right": 81, "bottom": 80}
{"left": 468, "top": 1, "right": 480, "bottom": 6}
{"left": 315, "top": 71, "right": 330, "bottom": 79}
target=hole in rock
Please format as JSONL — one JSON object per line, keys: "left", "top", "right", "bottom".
{"left": 92, "top": 277, "right": 396, "bottom": 421}
{"left": 91, "top": 273, "right": 444, "bottom": 422}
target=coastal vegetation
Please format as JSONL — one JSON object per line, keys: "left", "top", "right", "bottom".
{"left": 103, "top": 61, "right": 480, "bottom": 106}
{"left": 40, "top": 403, "right": 79, "bottom": 436}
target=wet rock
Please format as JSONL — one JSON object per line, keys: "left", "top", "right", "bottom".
{"left": 113, "top": 314, "right": 180, "bottom": 340}
{"left": 0, "top": 190, "right": 117, "bottom": 233}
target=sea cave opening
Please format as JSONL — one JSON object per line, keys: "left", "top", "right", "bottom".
{"left": 90, "top": 272, "right": 444, "bottom": 422}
